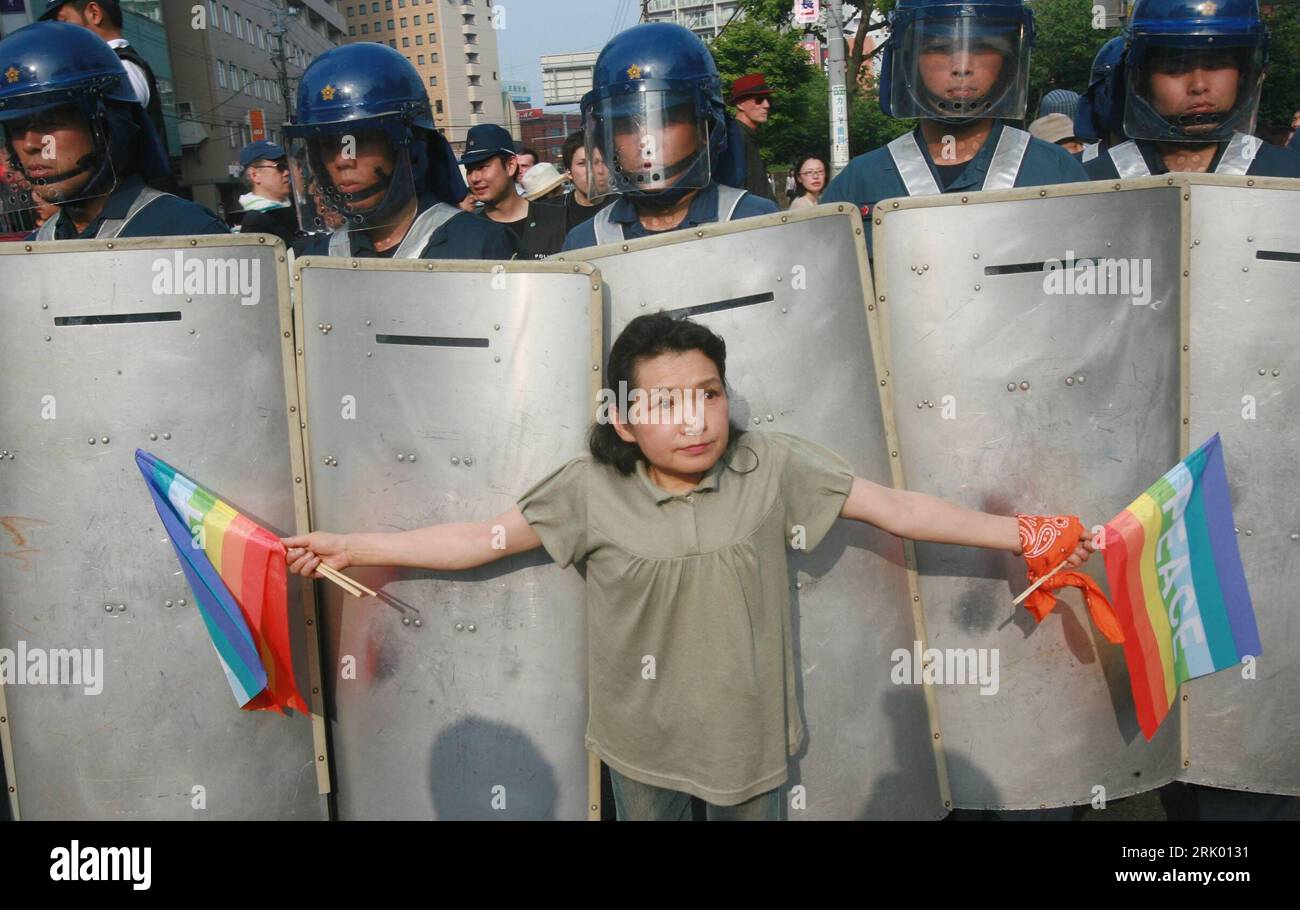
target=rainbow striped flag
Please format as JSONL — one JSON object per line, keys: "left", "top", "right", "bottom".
{"left": 1102, "top": 434, "right": 1260, "bottom": 740}
{"left": 136, "top": 450, "right": 307, "bottom": 715}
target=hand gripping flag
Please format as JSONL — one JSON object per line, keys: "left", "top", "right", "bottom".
{"left": 1102, "top": 434, "right": 1261, "bottom": 740}
{"left": 136, "top": 450, "right": 308, "bottom": 714}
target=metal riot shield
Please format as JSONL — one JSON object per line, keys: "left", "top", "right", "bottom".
{"left": 1184, "top": 176, "right": 1300, "bottom": 797}
{"left": 0, "top": 236, "right": 327, "bottom": 820}
{"left": 872, "top": 180, "right": 1187, "bottom": 809}
{"left": 292, "top": 257, "right": 601, "bottom": 820}
{"left": 556, "top": 206, "right": 946, "bottom": 820}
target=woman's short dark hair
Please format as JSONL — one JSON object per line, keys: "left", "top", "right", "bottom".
{"left": 589, "top": 312, "right": 745, "bottom": 475}
{"left": 793, "top": 152, "right": 828, "bottom": 197}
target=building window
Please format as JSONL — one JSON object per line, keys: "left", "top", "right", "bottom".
{"left": 429, "top": 52, "right": 437, "bottom": 62}
{"left": 401, "top": 37, "right": 409, "bottom": 47}
{"left": 470, "top": 101, "right": 483, "bottom": 113}
{"left": 463, "top": 13, "right": 475, "bottom": 25}
{"left": 371, "top": 2, "right": 379, "bottom": 12}
{"left": 414, "top": 34, "right": 421, "bottom": 44}
{"left": 468, "top": 75, "right": 480, "bottom": 86}
{"left": 256, "top": 25, "right": 264, "bottom": 49}
{"left": 385, "top": 0, "right": 392, "bottom": 8}
{"left": 227, "top": 61, "right": 237, "bottom": 87}
{"left": 435, "top": 100, "right": 443, "bottom": 114}
{"left": 417, "top": 54, "right": 424, "bottom": 64}
{"left": 361, "top": 23, "right": 368, "bottom": 33}
{"left": 465, "top": 32, "right": 476, "bottom": 44}
{"left": 428, "top": 32, "right": 436, "bottom": 43}
{"left": 253, "top": 78, "right": 262, "bottom": 99}
{"left": 234, "top": 12, "right": 242, "bottom": 38}
{"left": 428, "top": 75, "right": 437, "bottom": 86}
{"left": 349, "top": 25, "right": 356, "bottom": 35}
{"left": 208, "top": 1, "right": 218, "bottom": 25}
{"left": 413, "top": 14, "right": 420, "bottom": 24}
{"left": 228, "top": 121, "right": 237, "bottom": 148}
{"left": 346, "top": 5, "right": 353, "bottom": 14}
{"left": 400, "top": 17, "right": 407, "bottom": 26}
{"left": 387, "top": 19, "right": 394, "bottom": 29}
{"left": 222, "top": 4, "right": 231, "bottom": 32}
{"left": 466, "top": 52, "right": 477, "bottom": 63}
{"left": 215, "top": 58, "right": 226, "bottom": 88}
{"left": 399, "top": 0, "right": 405, "bottom": 6}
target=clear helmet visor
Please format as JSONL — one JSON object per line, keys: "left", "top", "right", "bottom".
{"left": 582, "top": 88, "right": 710, "bottom": 200}
{"left": 889, "top": 18, "right": 1031, "bottom": 122}
{"left": 286, "top": 120, "right": 417, "bottom": 234}
{"left": 0, "top": 99, "right": 116, "bottom": 217}
{"left": 1123, "top": 43, "right": 1265, "bottom": 143}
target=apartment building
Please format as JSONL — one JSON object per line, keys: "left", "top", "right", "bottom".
{"left": 643, "top": 0, "right": 742, "bottom": 40}
{"left": 341, "top": 0, "right": 506, "bottom": 152}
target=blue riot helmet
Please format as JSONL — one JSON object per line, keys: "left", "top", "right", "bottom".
{"left": 581, "top": 23, "right": 730, "bottom": 208}
{"left": 1122, "top": 0, "right": 1268, "bottom": 143}
{"left": 284, "top": 43, "right": 463, "bottom": 233}
{"left": 1074, "top": 36, "right": 1126, "bottom": 142}
{"left": 0, "top": 21, "right": 165, "bottom": 217}
{"left": 881, "top": 0, "right": 1036, "bottom": 124}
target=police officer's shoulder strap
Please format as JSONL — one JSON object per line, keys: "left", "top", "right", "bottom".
{"left": 1081, "top": 142, "right": 1101, "bottom": 163}
{"left": 593, "top": 203, "right": 623, "bottom": 246}
{"left": 394, "top": 202, "right": 461, "bottom": 258}
{"left": 886, "top": 131, "right": 941, "bottom": 197}
{"left": 97, "top": 186, "right": 169, "bottom": 239}
{"left": 714, "top": 184, "right": 748, "bottom": 222}
{"left": 1107, "top": 141, "right": 1152, "bottom": 178}
{"left": 983, "top": 126, "right": 1031, "bottom": 191}
{"left": 1215, "top": 132, "right": 1261, "bottom": 176}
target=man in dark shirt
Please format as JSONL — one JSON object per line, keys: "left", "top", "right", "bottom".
{"left": 556, "top": 129, "right": 613, "bottom": 234}
{"left": 462, "top": 124, "right": 566, "bottom": 259}
{"left": 236, "top": 140, "right": 298, "bottom": 247}
{"left": 728, "top": 74, "right": 776, "bottom": 203}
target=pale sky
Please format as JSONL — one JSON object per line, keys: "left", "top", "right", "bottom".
{"left": 495, "top": 0, "right": 643, "bottom": 110}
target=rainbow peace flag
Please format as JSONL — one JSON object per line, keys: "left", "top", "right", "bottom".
{"left": 136, "top": 450, "right": 307, "bottom": 715}
{"left": 1102, "top": 434, "right": 1260, "bottom": 740}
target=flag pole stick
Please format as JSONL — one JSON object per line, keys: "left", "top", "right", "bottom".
{"left": 317, "top": 563, "right": 376, "bottom": 599}
{"left": 1012, "top": 558, "right": 1069, "bottom": 606}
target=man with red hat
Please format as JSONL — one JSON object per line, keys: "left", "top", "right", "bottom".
{"left": 729, "top": 74, "right": 777, "bottom": 203}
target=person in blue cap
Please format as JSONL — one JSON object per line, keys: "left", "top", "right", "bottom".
{"left": 1084, "top": 0, "right": 1300, "bottom": 179}
{"left": 287, "top": 43, "right": 513, "bottom": 260}
{"left": 237, "top": 139, "right": 298, "bottom": 247}
{"left": 0, "top": 21, "right": 226, "bottom": 239}
{"left": 461, "top": 123, "right": 565, "bottom": 259}
{"left": 560, "top": 22, "right": 778, "bottom": 252}
{"left": 820, "top": 0, "right": 1087, "bottom": 248}
{"left": 1074, "top": 36, "right": 1127, "bottom": 164}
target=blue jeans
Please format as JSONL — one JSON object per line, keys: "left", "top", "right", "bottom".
{"left": 609, "top": 767, "right": 780, "bottom": 821}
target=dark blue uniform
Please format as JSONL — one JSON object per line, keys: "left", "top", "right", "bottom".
{"left": 1083, "top": 135, "right": 1300, "bottom": 179}
{"left": 294, "top": 196, "right": 515, "bottom": 259}
{"left": 31, "top": 175, "right": 228, "bottom": 240}
{"left": 823, "top": 121, "right": 1089, "bottom": 213}
{"left": 560, "top": 182, "right": 777, "bottom": 252}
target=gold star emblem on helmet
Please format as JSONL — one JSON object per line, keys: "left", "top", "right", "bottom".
{"left": 626, "top": 64, "right": 642, "bottom": 80}
{"left": 1196, "top": 0, "right": 1217, "bottom": 13}
{"left": 4, "top": 66, "right": 19, "bottom": 84}
{"left": 321, "top": 83, "right": 336, "bottom": 101}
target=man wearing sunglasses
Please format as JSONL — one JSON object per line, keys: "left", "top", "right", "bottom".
{"left": 237, "top": 139, "right": 299, "bottom": 247}
{"left": 729, "top": 74, "right": 777, "bottom": 204}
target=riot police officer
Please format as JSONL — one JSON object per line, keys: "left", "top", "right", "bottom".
{"left": 287, "top": 43, "right": 513, "bottom": 260}
{"left": 821, "top": 0, "right": 1087, "bottom": 231}
{"left": 0, "top": 22, "right": 226, "bottom": 239}
{"left": 1084, "top": 0, "right": 1300, "bottom": 179}
{"left": 560, "top": 22, "right": 778, "bottom": 252}
{"left": 1074, "top": 37, "right": 1127, "bottom": 164}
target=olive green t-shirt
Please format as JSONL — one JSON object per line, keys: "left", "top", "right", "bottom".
{"left": 516, "top": 430, "right": 855, "bottom": 806}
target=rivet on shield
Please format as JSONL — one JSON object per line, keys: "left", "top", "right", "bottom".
{"left": 460, "top": 456, "right": 469, "bottom": 465}
{"left": 468, "top": 624, "right": 476, "bottom": 633}
{"left": 165, "top": 600, "right": 173, "bottom": 608}
{"left": 776, "top": 275, "right": 782, "bottom": 282}
{"left": 1193, "top": 239, "right": 1200, "bottom": 246}
{"left": 100, "top": 436, "right": 109, "bottom": 444}
{"left": 117, "top": 604, "right": 125, "bottom": 612}
{"left": 404, "top": 617, "right": 412, "bottom": 626}
{"left": 1290, "top": 534, "right": 1298, "bottom": 541}
{"left": 163, "top": 432, "right": 171, "bottom": 440}
{"left": 1259, "top": 369, "right": 1266, "bottom": 376}
{"left": 494, "top": 324, "right": 501, "bottom": 331}
{"left": 974, "top": 284, "right": 981, "bottom": 292}
{"left": 781, "top": 307, "right": 788, "bottom": 313}
{"left": 1019, "top": 381, "right": 1029, "bottom": 391}
{"left": 1272, "top": 370, "right": 1280, "bottom": 377}
{"left": 186, "top": 297, "right": 192, "bottom": 303}
{"left": 41, "top": 302, "right": 47, "bottom": 309}
{"left": 971, "top": 253, "right": 979, "bottom": 260}
{"left": 88, "top": 437, "right": 96, "bottom": 445}
{"left": 188, "top": 329, "right": 196, "bottom": 335}
{"left": 289, "top": 406, "right": 296, "bottom": 413}
{"left": 398, "top": 454, "right": 407, "bottom": 462}
{"left": 780, "top": 216, "right": 787, "bottom": 223}
{"left": 1076, "top": 375, "right": 1085, "bottom": 384}
{"left": 494, "top": 355, "right": 501, "bottom": 363}
{"left": 1242, "top": 267, "right": 1249, "bottom": 272}
{"left": 695, "top": 231, "right": 704, "bottom": 237}
{"left": 455, "top": 623, "right": 463, "bottom": 631}
{"left": 450, "top": 456, "right": 459, "bottom": 465}
{"left": 752, "top": 417, "right": 761, "bottom": 425}
{"left": 892, "top": 202, "right": 900, "bottom": 208}
{"left": 795, "top": 582, "right": 802, "bottom": 590}
{"left": 44, "top": 335, "right": 51, "bottom": 342}
{"left": 1234, "top": 527, "right": 1239, "bottom": 534}
{"left": 178, "top": 599, "right": 186, "bottom": 606}
{"left": 926, "top": 401, "right": 934, "bottom": 409}
{"left": 106, "top": 242, "right": 114, "bottom": 249}
{"left": 766, "top": 415, "right": 774, "bottom": 422}
{"left": 408, "top": 454, "right": 418, "bottom": 463}
{"left": 366, "top": 320, "right": 372, "bottom": 326}
{"left": 413, "top": 619, "right": 422, "bottom": 628}
{"left": 959, "top": 197, "right": 968, "bottom": 204}
{"left": 1244, "top": 530, "right": 1253, "bottom": 536}
{"left": 1066, "top": 377, "right": 1074, "bottom": 386}
{"left": 1007, "top": 383, "right": 1016, "bottom": 392}
{"left": 104, "top": 604, "right": 113, "bottom": 613}
{"left": 1246, "top": 236, "right": 1254, "bottom": 243}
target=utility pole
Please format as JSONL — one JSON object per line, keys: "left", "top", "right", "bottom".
{"left": 269, "top": 1, "right": 300, "bottom": 121}
{"left": 827, "top": 0, "right": 850, "bottom": 179}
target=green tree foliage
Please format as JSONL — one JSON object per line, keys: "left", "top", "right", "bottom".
{"left": 1260, "top": 3, "right": 1300, "bottom": 129}
{"left": 1025, "top": 0, "right": 1119, "bottom": 120}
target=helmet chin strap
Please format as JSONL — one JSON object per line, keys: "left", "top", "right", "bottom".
{"left": 324, "top": 150, "right": 415, "bottom": 229}
{"left": 617, "top": 146, "right": 708, "bottom": 210}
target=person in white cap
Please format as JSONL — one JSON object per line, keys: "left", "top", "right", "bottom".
{"left": 1028, "top": 112, "right": 1086, "bottom": 156}
{"left": 522, "top": 162, "right": 569, "bottom": 203}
